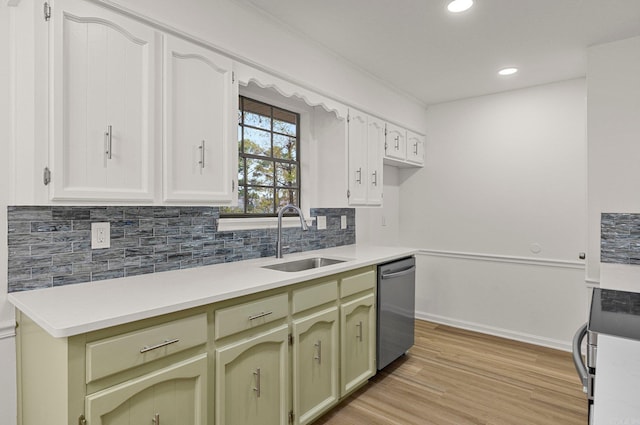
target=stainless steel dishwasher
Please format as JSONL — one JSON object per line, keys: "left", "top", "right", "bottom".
{"left": 377, "top": 256, "right": 416, "bottom": 370}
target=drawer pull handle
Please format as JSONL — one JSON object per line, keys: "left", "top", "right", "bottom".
{"left": 314, "top": 340, "right": 322, "bottom": 364}
{"left": 253, "top": 368, "right": 261, "bottom": 398}
{"left": 152, "top": 413, "right": 160, "bottom": 425}
{"left": 104, "top": 125, "right": 113, "bottom": 160}
{"left": 198, "top": 140, "right": 206, "bottom": 169}
{"left": 248, "top": 311, "right": 273, "bottom": 321}
{"left": 140, "top": 338, "right": 180, "bottom": 353}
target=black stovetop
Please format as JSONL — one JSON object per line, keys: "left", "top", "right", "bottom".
{"left": 589, "top": 288, "right": 640, "bottom": 341}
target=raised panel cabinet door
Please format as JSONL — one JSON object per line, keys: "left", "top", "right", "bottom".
{"left": 340, "top": 292, "right": 376, "bottom": 397}
{"left": 215, "top": 325, "right": 289, "bottom": 425}
{"left": 163, "top": 35, "right": 238, "bottom": 203}
{"left": 366, "top": 117, "right": 385, "bottom": 206}
{"left": 85, "top": 354, "right": 207, "bottom": 425}
{"left": 292, "top": 307, "right": 339, "bottom": 425}
{"left": 347, "top": 109, "right": 368, "bottom": 206}
{"left": 384, "top": 123, "right": 406, "bottom": 161}
{"left": 50, "top": 0, "right": 156, "bottom": 201}
{"left": 406, "top": 130, "right": 425, "bottom": 166}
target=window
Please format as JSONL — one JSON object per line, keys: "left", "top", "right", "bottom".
{"left": 221, "top": 96, "right": 301, "bottom": 217}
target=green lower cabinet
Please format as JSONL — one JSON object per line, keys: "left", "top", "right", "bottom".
{"left": 340, "top": 292, "right": 376, "bottom": 397}
{"left": 215, "top": 324, "right": 290, "bottom": 425}
{"left": 84, "top": 354, "right": 208, "bottom": 425}
{"left": 292, "top": 307, "right": 340, "bottom": 425}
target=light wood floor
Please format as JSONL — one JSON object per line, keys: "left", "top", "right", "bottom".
{"left": 315, "top": 320, "right": 587, "bottom": 425}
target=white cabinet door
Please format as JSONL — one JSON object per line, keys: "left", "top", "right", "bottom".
{"left": 50, "top": 0, "right": 156, "bottom": 201}
{"left": 85, "top": 354, "right": 207, "bottom": 425}
{"left": 406, "top": 130, "right": 425, "bottom": 166}
{"left": 163, "top": 35, "right": 238, "bottom": 204}
{"left": 366, "top": 117, "right": 384, "bottom": 206}
{"left": 347, "top": 111, "right": 368, "bottom": 206}
{"left": 384, "top": 123, "right": 406, "bottom": 162}
{"left": 348, "top": 110, "right": 384, "bottom": 206}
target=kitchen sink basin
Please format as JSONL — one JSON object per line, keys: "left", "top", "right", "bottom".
{"left": 262, "top": 257, "right": 347, "bottom": 272}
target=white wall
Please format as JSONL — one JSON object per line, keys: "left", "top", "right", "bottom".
{"left": 1, "top": 3, "right": 17, "bottom": 425}
{"left": 399, "top": 79, "right": 589, "bottom": 349}
{"left": 586, "top": 36, "right": 640, "bottom": 283}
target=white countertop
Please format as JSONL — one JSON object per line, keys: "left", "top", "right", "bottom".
{"left": 8, "top": 244, "right": 416, "bottom": 338}
{"left": 593, "top": 334, "right": 640, "bottom": 425}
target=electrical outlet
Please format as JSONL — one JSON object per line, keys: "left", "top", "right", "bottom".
{"left": 317, "top": 216, "right": 327, "bottom": 230}
{"left": 341, "top": 215, "right": 347, "bottom": 229}
{"left": 91, "top": 222, "right": 110, "bottom": 249}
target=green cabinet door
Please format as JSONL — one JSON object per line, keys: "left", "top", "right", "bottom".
{"left": 85, "top": 354, "right": 207, "bottom": 425}
{"left": 292, "top": 306, "right": 339, "bottom": 425}
{"left": 215, "top": 324, "right": 289, "bottom": 425}
{"left": 340, "top": 292, "right": 376, "bottom": 396}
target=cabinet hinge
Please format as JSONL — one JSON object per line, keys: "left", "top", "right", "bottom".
{"left": 43, "top": 167, "right": 51, "bottom": 186}
{"left": 288, "top": 333, "right": 294, "bottom": 345}
{"left": 347, "top": 113, "right": 350, "bottom": 123}
{"left": 384, "top": 141, "right": 388, "bottom": 152}
{"left": 288, "top": 410, "right": 295, "bottom": 424}
{"left": 78, "top": 415, "right": 87, "bottom": 425}
{"left": 44, "top": 2, "right": 51, "bottom": 21}
{"left": 232, "top": 71, "right": 235, "bottom": 84}
{"left": 347, "top": 189, "right": 351, "bottom": 198}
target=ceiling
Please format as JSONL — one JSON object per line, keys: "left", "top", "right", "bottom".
{"left": 239, "top": 0, "right": 640, "bottom": 106}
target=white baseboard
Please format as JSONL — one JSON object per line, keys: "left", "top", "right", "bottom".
{"left": 415, "top": 310, "right": 572, "bottom": 352}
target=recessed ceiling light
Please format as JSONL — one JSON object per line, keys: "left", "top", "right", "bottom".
{"left": 447, "top": 0, "right": 474, "bottom": 13}
{"left": 498, "top": 67, "right": 518, "bottom": 76}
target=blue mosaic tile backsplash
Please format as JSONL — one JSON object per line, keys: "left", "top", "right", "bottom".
{"left": 7, "top": 206, "right": 355, "bottom": 292}
{"left": 601, "top": 213, "right": 640, "bottom": 265}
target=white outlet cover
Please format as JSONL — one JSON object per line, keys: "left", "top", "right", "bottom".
{"left": 91, "top": 222, "right": 111, "bottom": 249}
{"left": 317, "top": 216, "right": 327, "bottom": 230}
{"left": 341, "top": 215, "right": 347, "bottom": 229}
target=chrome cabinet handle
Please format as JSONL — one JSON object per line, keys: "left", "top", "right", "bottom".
{"left": 253, "top": 368, "right": 261, "bottom": 398}
{"left": 314, "top": 340, "right": 322, "bottom": 364}
{"left": 140, "top": 338, "right": 180, "bottom": 353}
{"left": 104, "top": 125, "right": 113, "bottom": 160}
{"left": 248, "top": 311, "right": 273, "bottom": 321}
{"left": 356, "top": 321, "right": 363, "bottom": 341}
{"left": 413, "top": 142, "right": 418, "bottom": 155}
{"left": 394, "top": 136, "right": 399, "bottom": 150}
{"left": 356, "top": 167, "right": 362, "bottom": 184}
{"left": 152, "top": 413, "right": 160, "bottom": 425}
{"left": 372, "top": 170, "right": 378, "bottom": 186}
{"left": 198, "top": 140, "right": 205, "bottom": 169}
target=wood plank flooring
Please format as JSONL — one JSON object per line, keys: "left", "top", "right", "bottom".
{"left": 314, "top": 320, "right": 587, "bottom": 425}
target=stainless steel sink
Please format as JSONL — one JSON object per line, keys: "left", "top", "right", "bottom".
{"left": 262, "top": 257, "right": 346, "bottom": 272}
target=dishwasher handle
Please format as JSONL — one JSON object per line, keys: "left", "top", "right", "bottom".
{"left": 381, "top": 266, "right": 416, "bottom": 280}
{"left": 572, "top": 322, "right": 589, "bottom": 392}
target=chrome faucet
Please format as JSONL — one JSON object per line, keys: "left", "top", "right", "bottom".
{"left": 276, "top": 204, "right": 309, "bottom": 258}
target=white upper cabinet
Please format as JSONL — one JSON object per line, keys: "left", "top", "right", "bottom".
{"left": 383, "top": 123, "right": 425, "bottom": 168}
{"left": 49, "top": 0, "right": 157, "bottom": 201}
{"left": 406, "top": 130, "right": 425, "bottom": 165}
{"left": 347, "top": 109, "right": 383, "bottom": 207}
{"left": 383, "top": 123, "right": 407, "bottom": 162}
{"left": 163, "top": 35, "right": 238, "bottom": 204}
{"left": 347, "top": 110, "right": 368, "bottom": 206}
{"left": 366, "top": 117, "right": 385, "bottom": 205}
